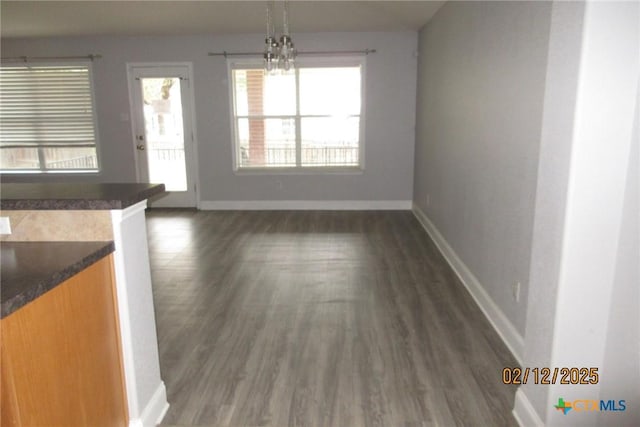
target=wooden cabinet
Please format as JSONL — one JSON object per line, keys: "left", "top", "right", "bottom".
{"left": 1, "top": 255, "right": 128, "bottom": 426}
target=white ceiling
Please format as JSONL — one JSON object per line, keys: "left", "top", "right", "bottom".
{"left": 1, "top": 1, "right": 445, "bottom": 39}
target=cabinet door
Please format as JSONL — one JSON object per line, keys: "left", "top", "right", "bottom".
{"left": 1, "top": 255, "right": 128, "bottom": 426}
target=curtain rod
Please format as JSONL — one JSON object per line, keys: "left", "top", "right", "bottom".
{"left": 0, "top": 54, "right": 102, "bottom": 62}
{"left": 208, "top": 49, "right": 376, "bottom": 58}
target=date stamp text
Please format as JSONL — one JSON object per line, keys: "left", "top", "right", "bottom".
{"left": 502, "top": 367, "right": 599, "bottom": 385}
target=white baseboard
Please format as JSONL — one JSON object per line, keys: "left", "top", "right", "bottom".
{"left": 129, "top": 382, "right": 169, "bottom": 427}
{"left": 412, "top": 203, "right": 524, "bottom": 364}
{"left": 513, "top": 388, "right": 544, "bottom": 427}
{"left": 199, "top": 200, "right": 412, "bottom": 210}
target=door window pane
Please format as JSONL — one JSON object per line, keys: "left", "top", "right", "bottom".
{"left": 141, "top": 78, "right": 187, "bottom": 191}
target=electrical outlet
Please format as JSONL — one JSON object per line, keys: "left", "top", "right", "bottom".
{"left": 0, "top": 217, "right": 11, "bottom": 235}
{"left": 512, "top": 281, "right": 521, "bottom": 303}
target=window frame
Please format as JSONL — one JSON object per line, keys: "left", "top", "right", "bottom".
{"left": 227, "top": 55, "right": 366, "bottom": 174}
{"left": 0, "top": 61, "right": 102, "bottom": 174}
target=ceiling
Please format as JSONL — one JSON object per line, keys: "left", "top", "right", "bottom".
{"left": 1, "top": 1, "right": 445, "bottom": 39}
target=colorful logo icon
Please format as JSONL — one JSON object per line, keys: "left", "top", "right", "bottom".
{"left": 555, "top": 398, "right": 572, "bottom": 415}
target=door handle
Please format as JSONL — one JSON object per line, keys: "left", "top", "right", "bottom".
{"left": 136, "top": 144, "right": 145, "bottom": 151}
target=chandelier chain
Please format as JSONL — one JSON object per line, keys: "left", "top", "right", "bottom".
{"left": 266, "top": 1, "right": 275, "bottom": 38}
{"left": 283, "top": 0, "right": 290, "bottom": 36}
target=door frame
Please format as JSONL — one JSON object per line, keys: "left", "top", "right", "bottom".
{"left": 126, "top": 62, "right": 200, "bottom": 208}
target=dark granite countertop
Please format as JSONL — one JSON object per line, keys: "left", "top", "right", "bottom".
{"left": 1, "top": 241, "right": 115, "bottom": 318}
{"left": 0, "top": 183, "right": 165, "bottom": 210}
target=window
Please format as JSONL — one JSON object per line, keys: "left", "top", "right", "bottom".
{"left": 0, "top": 64, "right": 99, "bottom": 172}
{"left": 230, "top": 58, "right": 363, "bottom": 170}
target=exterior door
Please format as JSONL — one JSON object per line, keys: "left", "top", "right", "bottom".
{"left": 127, "top": 64, "right": 197, "bottom": 207}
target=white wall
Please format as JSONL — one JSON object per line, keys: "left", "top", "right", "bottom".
{"left": 1, "top": 32, "right": 418, "bottom": 205}
{"left": 598, "top": 84, "right": 639, "bottom": 425}
{"left": 413, "top": 1, "right": 552, "bottom": 343}
{"left": 516, "top": 1, "right": 639, "bottom": 425}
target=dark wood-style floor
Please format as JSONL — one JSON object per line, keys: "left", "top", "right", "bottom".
{"left": 146, "top": 210, "right": 518, "bottom": 427}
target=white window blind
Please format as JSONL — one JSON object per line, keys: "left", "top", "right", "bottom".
{"left": 0, "top": 64, "right": 99, "bottom": 172}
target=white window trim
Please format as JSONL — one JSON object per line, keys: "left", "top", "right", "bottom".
{"left": 226, "top": 55, "right": 366, "bottom": 174}
{"left": 0, "top": 61, "right": 102, "bottom": 174}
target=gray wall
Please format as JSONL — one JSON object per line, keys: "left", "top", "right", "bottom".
{"left": 413, "top": 1, "right": 552, "bottom": 335}
{"left": 1, "top": 32, "right": 418, "bottom": 203}
{"left": 518, "top": 1, "right": 585, "bottom": 415}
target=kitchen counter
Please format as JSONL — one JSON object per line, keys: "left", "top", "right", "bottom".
{"left": 0, "top": 182, "right": 169, "bottom": 424}
{"left": 1, "top": 241, "right": 114, "bottom": 318}
{"left": 0, "top": 183, "right": 165, "bottom": 210}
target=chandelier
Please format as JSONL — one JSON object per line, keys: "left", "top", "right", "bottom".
{"left": 264, "top": 0, "right": 296, "bottom": 72}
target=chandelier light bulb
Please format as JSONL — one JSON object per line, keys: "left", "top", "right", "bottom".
{"left": 263, "top": 1, "right": 296, "bottom": 72}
